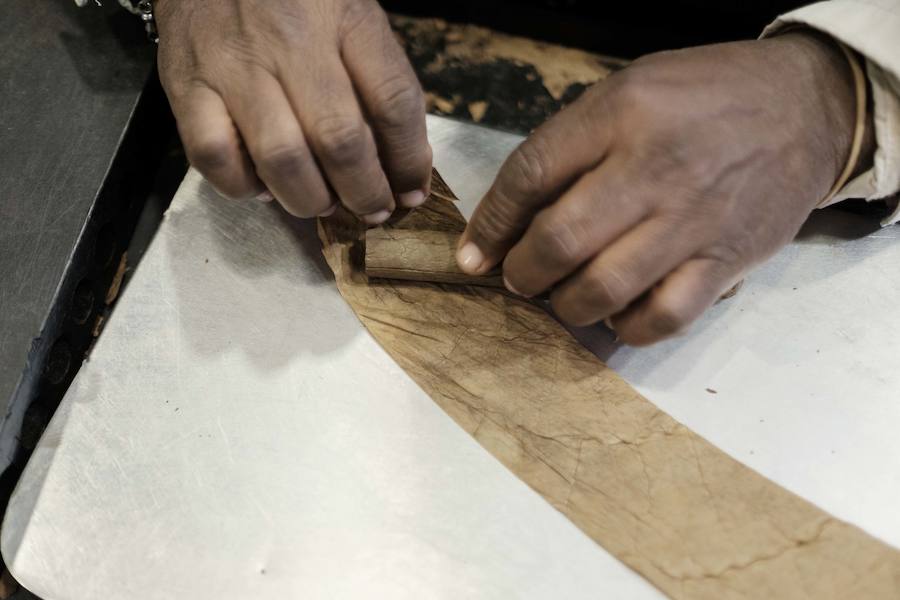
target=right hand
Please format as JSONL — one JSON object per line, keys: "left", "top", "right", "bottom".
{"left": 155, "top": 0, "right": 432, "bottom": 224}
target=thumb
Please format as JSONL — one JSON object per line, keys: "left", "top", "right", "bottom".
{"left": 456, "top": 92, "right": 614, "bottom": 275}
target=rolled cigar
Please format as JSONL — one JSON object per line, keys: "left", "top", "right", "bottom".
{"left": 365, "top": 228, "right": 505, "bottom": 288}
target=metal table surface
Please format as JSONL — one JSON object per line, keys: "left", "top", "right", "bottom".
{"left": 3, "top": 115, "right": 900, "bottom": 598}
{"left": 0, "top": 0, "right": 163, "bottom": 479}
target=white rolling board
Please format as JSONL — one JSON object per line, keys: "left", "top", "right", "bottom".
{"left": 3, "top": 115, "right": 900, "bottom": 599}
{"left": 0, "top": 117, "right": 658, "bottom": 599}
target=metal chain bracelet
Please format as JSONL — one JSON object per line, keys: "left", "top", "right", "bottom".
{"left": 136, "top": 0, "right": 158, "bottom": 44}
{"left": 74, "top": 0, "right": 158, "bottom": 44}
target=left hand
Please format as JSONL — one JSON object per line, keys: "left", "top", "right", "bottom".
{"left": 456, "top": 31, "right": 873, "bottom": 345}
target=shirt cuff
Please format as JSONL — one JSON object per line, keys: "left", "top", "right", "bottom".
{"left": 762, "top": 1, "right": 900, "bottom": 225}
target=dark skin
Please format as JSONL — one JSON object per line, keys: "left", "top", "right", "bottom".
{"left": 155, "top": 0, "right": 433, "bottom": 222}
{"left": 155, "top": 0, "right": 875, "bottom": 345}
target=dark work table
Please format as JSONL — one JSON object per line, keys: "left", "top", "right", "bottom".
{"left": 0, "top": 0, "right": 172, "bottom": 493}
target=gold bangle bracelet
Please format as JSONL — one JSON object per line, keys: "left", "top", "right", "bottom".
{"left": 819, "top": 42, "right": 867, "bottom": 207}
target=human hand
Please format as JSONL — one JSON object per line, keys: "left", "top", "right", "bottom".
{"left": 155, "top": 0, "right": 432, "bottom": 224}
{"left": 458, "top": 32, "right": 873, "bottom": 345}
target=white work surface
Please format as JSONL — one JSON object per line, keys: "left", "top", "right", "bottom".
{"left": 3, "top": 116, "right": 900, "bottom": 599}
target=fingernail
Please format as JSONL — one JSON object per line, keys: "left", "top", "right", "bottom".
{"left": 397, "top": 190, "right": 427, "bottom": 209}
{"left": 319, "top": 204, "right": 338, "bottom": 218}
{"left": 255, "top": 190, "right": 275, "bottom": 203}
{"left": 362, "top": 209, "right": 392, "bottom": 226}
{"left": 604, "top": 318, "right": 615, "bottom": 331}
{"left": 503, "top": 277, "right": 529, "bottom": 297}
{"left": 456, "top": 242, "right": 486, "bottom": 274}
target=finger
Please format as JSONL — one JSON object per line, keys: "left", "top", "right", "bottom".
{"left": 224, "top": 71, "right": 335, "bottom": 218}
{"left": 549, "top": 216, "right": 705, "bottom": 327}
{"left": 610, "top": 257, "right": 742, "bottom": 346}
{"left": 342, "top": 9, "right": 432, "bottom": 207}
{"left": 280, "top": 53, "right": 395, "bottom": 224}
{"left": 169, "top": 85, "right": 264, "bottom": 201}
{"left": 458, "top": 86, "right": 617, "bottom": 274}
{"left": 502, "top": 158, "right": 650, "bottom": 298}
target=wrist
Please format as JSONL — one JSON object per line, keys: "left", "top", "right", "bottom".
{"left": 776, "top": 30, "right": 875, "bottom": 189}
{"left": 150, "top": 0, "right": 170, "bottom": 28}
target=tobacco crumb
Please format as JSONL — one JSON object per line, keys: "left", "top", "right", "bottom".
{"left": 105, "top": 253, "right": 128, "bottom": 305}
{"left": 468, "top": 100, "right": 489, "bottom": 122}
{"left": 92, "top": 314, "right": 106, "bottom": 337}
{"left": 717, "top": 280, "right": 743, "bottom": 302}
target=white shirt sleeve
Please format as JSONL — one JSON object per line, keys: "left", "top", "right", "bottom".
{"left": 762, "top": 0, "right": 900, "bottom": 225}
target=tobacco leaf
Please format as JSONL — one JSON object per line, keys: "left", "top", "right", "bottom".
{"left": 365, "top": 228, "right": 505, "bottom": 288}
{"left": 318, "top": 169, "right": 900, "bottom": 599}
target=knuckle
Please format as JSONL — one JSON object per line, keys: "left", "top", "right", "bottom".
{"left": 472, "top": 186, "right": 525, "bottom": 246}
{"left": 371, "top": 76, "right": 425, "bottom": 131}
{"left": 186, "top": 136, "right": 235, "bottom": 174}
{"left": 479, "top": 137, "right": 555, "bottom": 238}
{"left": 583, "top": 266, "right": 631, "bottom": 312}
{"left": 505, "top": 138, "right": 551, "bottom": 196}
{"left": 606, "top": 68, "right": 652, "bottom": 113}
{"left": 705, "top": 242, "right": 746, "bottom": 270}
{"left": 339, "top": 0, "right": 384, "bottom": 40}
{"left": 264, "top": 12, "right": 313, "bottom": 45}
{"left": 256, "top": 144, "right": 309, "bottom": 179}
{"left": 647, "top": 303, "right": 688, "bottom": 337}
{"left": 311, "top": 116, "right": 368, "bottom": 166}
{"left": 550, "top": 294, "right": 595, "bottom": 327}
{"left": 531, "top": 213, "right": 582, "bottom": 266}
{"left": 157, "top": 62, "right": 183, "bottom": 96}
